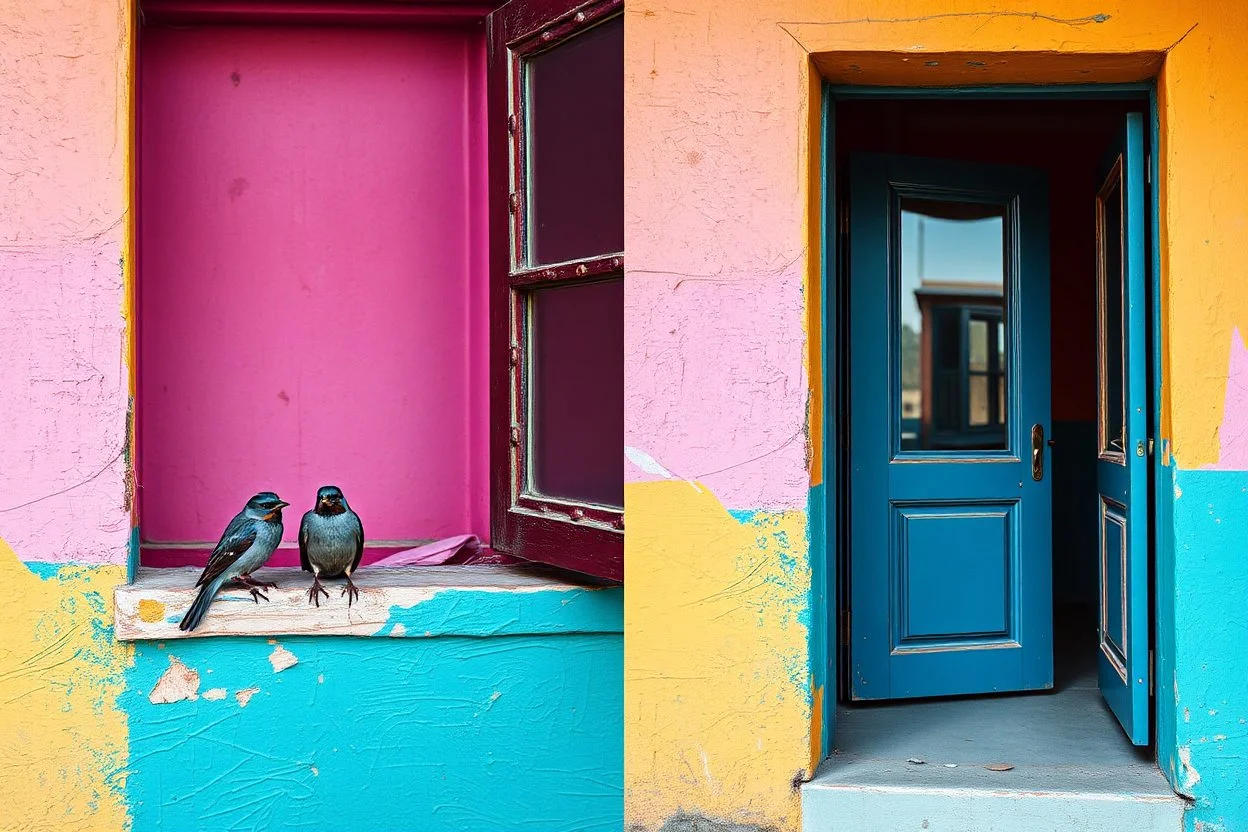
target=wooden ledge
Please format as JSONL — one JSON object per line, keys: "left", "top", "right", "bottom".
{"left": 115, "top": 565, "right": 622, "bottom": 641}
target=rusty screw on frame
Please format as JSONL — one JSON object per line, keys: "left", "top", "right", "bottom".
{"left": 510, "top": 425, "right": 521, "bottom": 446}
{"left": 569, "top": 508, "right": 585, "bottom": 521}
{"left": 509, "top": 193, "right": 519, "bottom": 214}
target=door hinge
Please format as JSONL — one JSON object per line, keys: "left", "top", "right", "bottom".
{"left": 1148, "top": 437, "right": 1154, "bottom": 456}
{"left": 1146, "top": 155, "right": 1152, "bottom": 185}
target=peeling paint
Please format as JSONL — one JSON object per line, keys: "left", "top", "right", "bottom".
{"left": 137, "top": 599, "right": 165, "bottom": 622}
{"left": 0, "top": 543, "right": 131, "bottom": 831}
{"left": 268, "top": 643, "right": 298, "bottom": 672}
{"left": 626, "top": 482, "right": 809, "bottom": 831}
{"left": 201, "top": 687, "right": 226, "bottom": 701}
{"left": 148, "top": 655, "right": 200, "bottom": 704}
{"left": 234, "top": 686, "right": 260, "bottom": 707}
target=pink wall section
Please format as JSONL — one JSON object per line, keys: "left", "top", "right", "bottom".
{"left": 0, "top": 0, "right": 130, "bottom": 565}
{"left": 138, "top": 23, "right": 490, "bottom": 562}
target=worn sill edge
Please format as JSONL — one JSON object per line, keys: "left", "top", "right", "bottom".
{"left": 115, "top": 565, "right": 622, "bottom": 641}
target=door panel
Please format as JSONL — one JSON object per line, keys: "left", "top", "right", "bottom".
{"left": 849, "top": 153, "right": 1052, "bottom": 700}
{"left": 1095, "top": 112, "right": 1150, "bottom": 745}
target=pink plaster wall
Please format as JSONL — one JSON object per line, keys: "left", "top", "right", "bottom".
{"left": 623, "top": 12, "right": 811, "bottom": 512}
{"left": 0, "top": 0, "right": 131, "bottom": 565}
{"left": 1212, "top": 328, "right": 1248, "bottom": 469}
{"left": 137, "top": 24, "right": 490, "bottom": 560}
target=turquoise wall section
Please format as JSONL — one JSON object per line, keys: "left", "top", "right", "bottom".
{"left": 123, "top": 625, "right": 622, "bottom": 830}
{"left": 1168, "top": 469, "right": 1248, "bottom": 832}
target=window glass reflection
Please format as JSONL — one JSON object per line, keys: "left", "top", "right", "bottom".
{"left": 898, "top": 198, "right": 1008, "bottom": 452}
{"left": 1097, "top": 164, "right": 1125, "bottom": 457}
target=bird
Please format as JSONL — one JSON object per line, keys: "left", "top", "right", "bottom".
{"left": 178, "top": 492, "right": 289, "bottom": 632}
{"left": 299, "top": 485, "right": 364, "bottom": 607}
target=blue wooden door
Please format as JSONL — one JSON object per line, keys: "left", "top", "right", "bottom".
{"left": 849, "top": 153, "right": 1052, "bottom": 700}
{"left": 1095, "top": 113, "right": 1150, "bottom": 745}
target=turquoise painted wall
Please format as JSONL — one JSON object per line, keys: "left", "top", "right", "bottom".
{"left": 123, "top": 630, "right": 623, "bottom": 831}
{"left": 1167, "top": 469, "right": 1248, "bottom": 832}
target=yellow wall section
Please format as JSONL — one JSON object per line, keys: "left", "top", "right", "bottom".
{"left": 0, "top": 540, "right": 132, "bottom": 832}
{"left": 625, "top": 482, "right": 811, "bottom": 830}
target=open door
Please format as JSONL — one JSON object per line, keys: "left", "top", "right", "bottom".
{"left": 1094, "top": 112, "right": 1150, "bottom": 745}
{"left": 848, "top": 153, "right": 1053, "bottom": 700}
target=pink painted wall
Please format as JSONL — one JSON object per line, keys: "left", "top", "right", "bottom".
{"left": 138, "top": 23, "right": 490, "bottom": 563}
{"left": 0, "top": 0, "right": 131, "bottom": 565}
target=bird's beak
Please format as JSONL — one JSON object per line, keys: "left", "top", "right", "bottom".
{"left": 276, "top": 500, "right": 290, "bottom": 509}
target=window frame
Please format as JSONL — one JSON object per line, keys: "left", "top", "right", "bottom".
{"left": 487, "top": 0, "right": 624, "bottom": 581}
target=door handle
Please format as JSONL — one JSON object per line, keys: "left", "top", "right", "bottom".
{"left": 1031, "top": 424, "right": 1045, "bottom": 481}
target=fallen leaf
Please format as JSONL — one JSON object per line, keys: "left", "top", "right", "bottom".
{"left": 986, "top": 763, "right": 1015, "bottom": 772}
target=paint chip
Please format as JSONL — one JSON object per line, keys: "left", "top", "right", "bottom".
{"left": 202, "top": 688, "right": 227, "bottom": 701}
{"left": 137, "top": 599, "right": 166, "bottom": 623}
{"left": 1178, "top": 746, "right": 1201, "bottom": 790}
{"left": 236, "top": 687, "right": 261, "bottom": 707}
{"left": 149, "top": 656, "right": 200, "bottom": 704}
{"left": 943, "top": 764, "right": 957, "bottom": 768}
{"left": 389, "top": 623, "right": 407, "bottom": 637}
{"left": 269, "top": 644, "right": 298, "bottom": 673}
{"left": 318, "top": 674, "right": 324, "bottom": 684}
{"left": 985, "top": 763, "right": 1015, "bottom": 772}
{"left": 311, "top": 767, "right": 319, "bottom": 776}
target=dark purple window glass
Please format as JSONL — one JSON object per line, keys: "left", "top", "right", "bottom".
{"left": 524, "top": 14, "right": 624, "bottom": 265}
{"left": 528, "top": 277, "right": 624, "bottom": 507}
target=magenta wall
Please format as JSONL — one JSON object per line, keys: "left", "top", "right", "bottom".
{"left": 138, "top": 23, "right": 489, "bottom": 562}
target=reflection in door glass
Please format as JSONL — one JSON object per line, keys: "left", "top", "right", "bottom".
{"left": 1097, "top": 161, "right": 1125, "bottom": 457}
{"left": 897, "top": 198, "right": 1007, "bottom": 451}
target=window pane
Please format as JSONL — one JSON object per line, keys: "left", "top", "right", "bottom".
{"left": 528, "top": 277, "right": 624, "bottom": 507}
{"left": 1098, "top": 163, "right": 1125, "bottom": 456}
{"left": 897, "top": 197, "right": 1007, "bottom": 451}
{"left": 968, "top": 319, "right": 989, "bottom": 372}
{"left": 969, "top": 375, "right": 990, "bottom": 426}
{"left": 523, "top": 15, "right": 624, "bottom": 265}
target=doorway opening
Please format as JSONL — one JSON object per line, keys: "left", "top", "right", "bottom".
{"left": 819, "top": 94, "right": 1176, "bottom": 806}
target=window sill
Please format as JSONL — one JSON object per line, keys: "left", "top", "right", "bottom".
{"left": 114, "top": 565, "right": 622, "bottom": 641}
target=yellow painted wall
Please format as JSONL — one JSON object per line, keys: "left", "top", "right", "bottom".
{"left": 625, "top": 3, "right": 1248, "bottom": 830}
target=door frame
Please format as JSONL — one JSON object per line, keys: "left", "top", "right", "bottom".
{"left": 815, "top": 81, "right": 1170, "bottom": 773}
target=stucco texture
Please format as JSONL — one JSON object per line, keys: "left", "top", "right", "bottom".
{"left": 624, "top": 3, "right": 1248, "bottom": 832}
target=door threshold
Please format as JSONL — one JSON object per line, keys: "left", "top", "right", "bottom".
{"left": 802, "top": 680, "right": 1184, "bottom": 831}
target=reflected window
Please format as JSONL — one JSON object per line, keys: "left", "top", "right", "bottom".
{"left": 1097, "top": 158, "right": 1126, "bottom": 459}
{"left": 897, "top": 198, "right": 1008, "bottom": 452}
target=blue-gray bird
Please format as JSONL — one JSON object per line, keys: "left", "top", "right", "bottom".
{"left": 300, "top": 485, "right": 364, "bottom": 607}
{"left": 178, "top": 492, "right": 289, "bottom": 632}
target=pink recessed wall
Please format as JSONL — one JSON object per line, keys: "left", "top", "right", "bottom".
{"left": 138, "top": 22, "right": 490, "bottom": 565}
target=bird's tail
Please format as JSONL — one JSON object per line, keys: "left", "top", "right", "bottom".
{"left": 179, "top": 576, "right": 224, "bottom": 632}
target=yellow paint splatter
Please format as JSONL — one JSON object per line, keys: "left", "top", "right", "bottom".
{"left": 0, "top": 538, "right": 132, "bottom": 831}
{"left": 137, "top": 598, "right": 165, "bottom": 622}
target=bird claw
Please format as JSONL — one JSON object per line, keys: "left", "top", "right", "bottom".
{"left": 251, "top": 579, "right": 278, "bottom": 590}
{"left": 341, "top": 578, "right": 360, "bottom": 607}
{"left": 248, "top": 586, "right": 269, "bottom": 604}
{"left": 307, "top": 579, "right": 330, "bottom": 608}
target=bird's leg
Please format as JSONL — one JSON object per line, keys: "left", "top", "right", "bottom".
{"left": 341, "top": 572, "right": 360, "bottom": 607}
{"left": 239, "top": 572, "right": 278, "bottom": 590}
{"left": 307, "top": 570, "right": 329, "bottom": 607}
{"left": 247, "top": 585, "right": 270, "bottom": 604}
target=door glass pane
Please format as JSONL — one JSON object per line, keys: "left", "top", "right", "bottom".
{"left": 523, "top": 15, "right": 624, "bottom": 266}
{"left": 1098, "top": 162, "right": 1126, "bottom": 457}
{"left": 897, "top": 197, "right": 1007, "bottom": 451}
{"left": 527, "top": 277, "right": 624, "bottom": 508}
